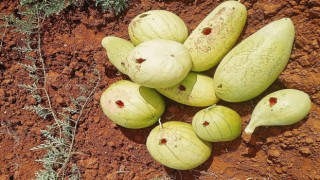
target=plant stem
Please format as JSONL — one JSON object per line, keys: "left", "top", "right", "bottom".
{"left": 58, "top": 72, "right": 101, "bottom": 179}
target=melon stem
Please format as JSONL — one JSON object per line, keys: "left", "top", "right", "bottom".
{"left": 158, "top": 118, "right": 163, "bottom": 129}
{"left": 244, "top": 121, "right": 258, "bottom": 134}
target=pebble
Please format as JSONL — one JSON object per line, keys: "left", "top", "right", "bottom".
{"left": 56, "top": 95, "right": 64, "bottom": 105}
{"left": 262, "top": 3, "right": 283, "bottom": 16}
{"left": 62, "top": 66, "right": 73, "bottom": 75}
{"left": 305, "top": 137, "right": 314, "bottom": 144}
{"left": 292, "top": 129, "right": 300, "bottom": 135}
{"left": 93, "top": 116, "right": 100, "bottom": 123}
{"left": 79, "top": 157, "right": 99, "bottom": 169}
{"left": 108, "top": 141, "right": 115, "bottom": 147}
{"left": 298, "top": 133, "right": 307, "bottom": 139}
{"left": 283, "top": 131, "right": 293, "bottom": 137}
{"left": 268, "top": 149, "right": 281, "bottom": 158}
{"left": 275, "top": 167, "right": 283, "bottom": 174}
{"left": 299, "top": 147, "right": 311, "bottom": 155}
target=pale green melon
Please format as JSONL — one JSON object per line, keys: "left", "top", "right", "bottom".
{"left": 125, "top": 39, "right": 192, "bottom": 88}
{"left": 156, "top": 72, "right": 219, "bottom": 107}
{"left": 184, "top": 1, "right": 247, "bottom": 71}
{"left": 245, "top": 89, "right": 311, "bottom": 134}
{"left": 100, "top": 80, "right": 165, "bottom": 129}
{"left": 192, "top": 105, "right": 242, "bottom": 142}
{"left": 146, "top": 121, "right": 212, "bottom": 170}
{"left": 101, "top": 36, "right": 134, "bottom": 74}
{"left": 129, "top": 10, "right": 188, "bottom": 45}
{"left": 213, "top": 18, "right": 295, "bottom": 102}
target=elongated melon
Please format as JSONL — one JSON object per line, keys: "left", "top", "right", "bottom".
{"left": 101, "top": 36, "right": 135, "bottom": 74}
{"left": 184, "top": 1, "right": 247, "bottom": 72}
{"left": 156, "top": 72, "right": 219, "bottom": 107}
{"left": 245, "top": 89, "right": 311, "bottom": 134}
{"left": 128, "top": 10, "right": 188, "bottom": 45}
{"left": 213, "top": 18, "right": 295, "bottom": 102}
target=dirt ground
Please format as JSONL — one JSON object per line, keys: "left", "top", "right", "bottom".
{"left": 1, "top": 0, "right": 320, "bottom": 179}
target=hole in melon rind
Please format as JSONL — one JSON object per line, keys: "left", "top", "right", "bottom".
{"left": 178, "top": 84, "right": 186, "bottom": 91}
{"left": 269, "top": 97, "right": 277, "bottom": 107}
{"left": 202, "top": 27, "right": 212, "bottom": 35}
{"left": 139, "top": 14, "right": 149, "bottom": 18}
{"left": 121, "top": 62, "right": 125, "bottom": 67}
{"left": 203, "top": 121, "right": 210, "bottom": 127}
{"left": 217, "top": 84, "right": 222, "bottom": 88}
{"left": 170, "top": 54, "right": 175, "bottom": 57}
{"left": 159, "top": 138, "right": 167, "bottom": 145}
{"left": 136, "top": 58, "right": 146, "bottom": 64}
{"left": 115, "top": 100, "right": 124, "bottom": 108}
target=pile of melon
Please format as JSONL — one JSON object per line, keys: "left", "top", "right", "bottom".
{"left": 100, "top": 1, "right": 311, "bottom": 170}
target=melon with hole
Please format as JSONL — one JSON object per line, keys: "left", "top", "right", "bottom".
{"left": 146, "top": 121, "right": 212, "bottom": 170}
{"left": 156, "top": 72, "right": 219, "bottom": 107}
{"left": 184, "top": 1, "right": 247, "bottom": 71}
{"left": 100, "top": 80, "right": 165, "bottom": 129}
{"left": 128, "top": 10, "right": 188, "bottom": 45}
{"left": 125, "top": 39, "right": 192, "bottom": 88}
{"left": 192, "top": 105, "right": 242, "bottom": 142}
{"left": 245, "top": 89, "right": 311, "bottom": 134}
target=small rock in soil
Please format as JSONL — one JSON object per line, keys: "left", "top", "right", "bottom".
{"left": 299, "top": 147, "right": 311, "bottom": 155}
{"left": 56, "top": 95, "right": 65, "bottom": 105}
{"left": 47, "top": 71, "right": 63, "bottom": 89}
{"left": 262, "top": 3, "right": 283, "bottom": 15}
{"left": 298, "top": 133, "right": 307, "bottom": 139}
{"left": 292, "top": 129, "right": 300, "bottom": 135}
{"left": 275, "top": 166, "right": 283, "bottom": 174}
{"left": 62, "top": 66, "right": 73, "bottom": 75}
{"left": 93, "top": 116, "right": 100, "bottom": 123}
{"left": 304, "top": 137, "right": 314, "bottom": 144}
{"left": 283, "top": 131, "right": 293, "bottom": 137}
{"left": 108, "top": 141, "right": 115, "bottom": 147}
{"left": 75, "top": 70, "right": 84, "bottom": 77}
{"left": 79, "top": 157, "right": 99, "bottom": 169}
{"left": 268, "top": 149, "right": 281, "bottom": 158}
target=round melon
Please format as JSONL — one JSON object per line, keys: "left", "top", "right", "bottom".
{"left": 125, "top": 39, "right": 192, "bottom": 88}
{"left": 146, "top": 121, "right": 212, "bottom": 170}
{"left": 192, "top": 105, "right": 242, "bottom": 142}
{"left": 128, "top": 10, "right": 188, "bottom": 45}
{"left": 100, "top": 80, "right": 165, "bottom": 129}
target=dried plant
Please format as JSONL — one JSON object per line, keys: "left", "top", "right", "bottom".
{"left": 6, "top": 0, "right": 101, "bottom": 179}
